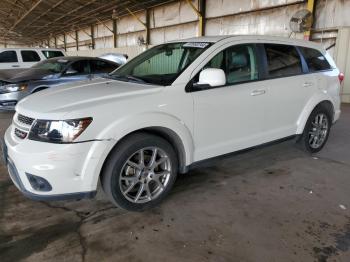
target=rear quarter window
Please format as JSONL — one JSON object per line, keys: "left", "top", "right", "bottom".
{"left": 299, "top": 47, "right": 331, "bottom": 72}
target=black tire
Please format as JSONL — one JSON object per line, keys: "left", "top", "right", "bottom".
{"left": 101, "top": 132, "right": 178, "bottom": 211}
{"left": 298, "top": 105, "right": 332, "bottom": 153}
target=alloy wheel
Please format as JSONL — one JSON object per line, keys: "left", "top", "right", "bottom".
{"left": 119, "top": 147, "right": 172, "bottom": 203}
{"left": 308, "top": 113, "right": 329, "bottom": 149}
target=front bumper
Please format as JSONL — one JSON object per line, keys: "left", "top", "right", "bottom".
{"left": 1, "top": 126, "right": 110, "bottom": 201}
{"left": 0, "top": 91, "right": 25, "bottom": 111}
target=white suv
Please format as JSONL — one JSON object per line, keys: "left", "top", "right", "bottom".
{"left": 2, "top": 36, "right": 342, "bottom": 211}
{"left": 0, "top": 48, "right": 65, "bottom": 70}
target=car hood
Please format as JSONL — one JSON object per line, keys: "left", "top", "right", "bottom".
{"left": 0, "top": 68, "right": 28, "bottom": 81}
{"left": 16, "top": 78, "right": 163, "bottom": 118}
{"left": 5, "top": 68, "right": 55, "bottom": 83}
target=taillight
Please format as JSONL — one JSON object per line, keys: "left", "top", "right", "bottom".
{"left": 339, "top": 73, "right": 344, "bottom": 84}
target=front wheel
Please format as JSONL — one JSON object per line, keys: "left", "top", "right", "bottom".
{"left": 101, "top": 133, "right": 178, "bottom": 211}
{"left": 299, "top": 106, "right": 332, "bottom": 153}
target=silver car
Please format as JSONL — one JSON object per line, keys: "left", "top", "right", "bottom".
{"left": 0, "top": 56, "right": 119, "bottom": 110}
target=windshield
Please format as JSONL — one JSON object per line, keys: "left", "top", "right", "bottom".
{"left": 31, "top": 58, "right": 69, "bottom": 73}
{"left": 110, "top": 42, "right": 212, "bottom": 86}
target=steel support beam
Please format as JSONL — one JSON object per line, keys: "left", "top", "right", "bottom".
{"left": 113, "top": 19, "right": 118, "bottom": 48}
{"left": 91, "top": 25, "right": 95, "bottom": 49}
{"left": 304, "top": 0, "right": 315, "bottom": 40}
{"left": 126, "top": 7, "right": 149, "bottom": 46}
{"left": 145, "top": 9, "right": 150, "bottom": 46}
{"left": 75, "top": 31, "right": 79, "bottom": 51}
{"left": 63, "top": 34, "right": 67, "bottom": 51}
{"left": 9, "top": 0, "right": 44, "bottom": 31}
{"left": 186, "top": 0, "right": 204, "bottom": 36}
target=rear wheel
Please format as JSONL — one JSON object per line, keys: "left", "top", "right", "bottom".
{"left": 299, "top": 106, "right": 332, "bottom": 153}
{"left": 101, "top": 133, "right": 178, "bottom": 211}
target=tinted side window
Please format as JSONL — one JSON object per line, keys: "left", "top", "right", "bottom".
{"left": 299, "top": 47, "right": 331, "bottom": 72}
{"left": 200, "top": 44, "right": 258, "bottom": 85}
{"left": 66, "top": 60, "right": 90, "bottom": 75}
{"left": 21, "top": 51, "right": 41, "bottom": 62}
{"left": 42, "top": 51, "right": 64, "bottom": 59}
{"left": 0, "top": 51, "right": 18, "bottom": 63}
{"left": 225, "top": 45, "right": 258, "bottom": 84}
{"left": 265, "top": 44, "right": 302, "bottom": 78}
{"left": 91, "top": 60, "right": 117, "bottom": 74}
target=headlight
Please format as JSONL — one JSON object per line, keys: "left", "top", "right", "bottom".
{"left": 28, "top": 118, "right": 93, "bottom": 143}
{"left": 1, "top": 83, "right": 28, "bottom": 93}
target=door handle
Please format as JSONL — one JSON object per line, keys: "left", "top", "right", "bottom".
{"left": 11, "top": 65, "right": 19, "bottom": 67}
{"left": 251, "top": 89, "right": 266, "bottom": 96}
{"left": 303, "top": 82, "right": 314, "bottom": 87}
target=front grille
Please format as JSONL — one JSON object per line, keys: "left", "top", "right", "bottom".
{"left": 17, "top": 114, "right": 34, "bottom": 126}
{"left": 14, "top": 128, "right": 28, "bottom": 139}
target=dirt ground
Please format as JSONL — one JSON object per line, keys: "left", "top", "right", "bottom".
{"left": 1, "top": 105, "right": 350, "bottom": 262}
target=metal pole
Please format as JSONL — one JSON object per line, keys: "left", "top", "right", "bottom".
{"left": 304, "top": 0, "right": 315, "bottom": 40}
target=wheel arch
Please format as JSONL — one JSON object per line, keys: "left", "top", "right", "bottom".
{"left": 296, "top": 98, "right": 335, "bottom": 134}
{"left": 103, "top": 126, "right": 189, "bottom": 174}
{"left": 31, "top": 86, "right": 49, "bottom": 93}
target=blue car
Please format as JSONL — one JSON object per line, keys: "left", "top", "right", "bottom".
{"left": 0, "top": 56, "right": 119, "bottom": 110}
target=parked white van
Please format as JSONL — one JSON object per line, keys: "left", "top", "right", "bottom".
{"left": 0, "top": 48, "right": 65, "bottom": 70}
{"left": 2, "top": 36, "right": 343, "bottom": 211}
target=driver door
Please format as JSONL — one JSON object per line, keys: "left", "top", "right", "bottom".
{"left": 191, "top": 44, "right": 267, "bottom": 161}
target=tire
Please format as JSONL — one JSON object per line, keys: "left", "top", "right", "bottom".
{"left": 298, "top": 105, "right": 332, "bottom": 153}
{"left": 101, "top": 132, "right": 178, "bottom": 211}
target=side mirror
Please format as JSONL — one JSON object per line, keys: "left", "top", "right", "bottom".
{"left": 195, "top": 68, "right": 226, "bottom": 89}
{"left": 64, "top": 69, "right": 78, "bottom": 75}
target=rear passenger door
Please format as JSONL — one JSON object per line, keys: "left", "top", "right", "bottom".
{"left": 0, "top": 50, "right": 20, "bottom": 69}
{"left": 261, "top": 44, "right": 317, "bottom": 139}
{"left": 20, "top": 50, "right": 42, "bottom": 68}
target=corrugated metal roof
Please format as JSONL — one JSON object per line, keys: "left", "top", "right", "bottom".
{"left": 0, "top": 0, "right": 175, "bottom": 44}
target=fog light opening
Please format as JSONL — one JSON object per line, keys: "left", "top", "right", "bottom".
{"left": 26, "top": 173, "right": 52, "bottom": 192}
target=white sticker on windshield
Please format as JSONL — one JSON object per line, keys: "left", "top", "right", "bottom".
{"left": 183, "top": 42, "right": 209, "bottom": 48}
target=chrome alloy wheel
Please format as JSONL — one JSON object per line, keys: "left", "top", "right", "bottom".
{"left": 308, "top": 113, "right": 329, "bottom": 149}
{"left": 119, "top": 147, "right": 172, "bottom": 203}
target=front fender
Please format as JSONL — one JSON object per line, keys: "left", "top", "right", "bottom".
{"left": 81, "top": 111, "right": 195, "bottom": 190}
{"left": 296, "top": 93, "right": 335, "bottom": 134}
{"left": 98, "top": 111, "right": 194, "bottom": 164}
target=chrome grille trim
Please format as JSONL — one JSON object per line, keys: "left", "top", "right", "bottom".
{"left": 17, "top": 114, "right": 35, "bottom": 126}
